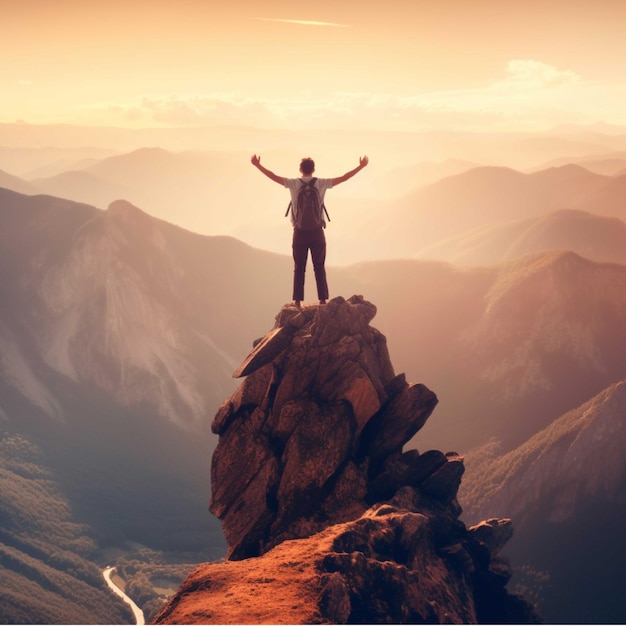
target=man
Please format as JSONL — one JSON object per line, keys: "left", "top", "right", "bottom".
{"left": 250, "top": 154, "right": 368, "bottom": 308}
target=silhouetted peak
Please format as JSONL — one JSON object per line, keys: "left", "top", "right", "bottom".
{"left": 486, "top": 249, "right": 594, "bottom": 313}
{"left": 105, "top": 199, "right": 171, "bottom": 251}
{"left": 106, "top": 198, "right": 150, "bottom": 224}
{"left": 531, "top": 162, "right": 604, "bottom": 181}
{"left": 448, "top": 164, "right": 524, "bottom": 183}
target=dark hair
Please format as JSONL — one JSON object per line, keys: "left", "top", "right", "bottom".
{"left": 300, "top": 158, "right": 315, "bottom": 175}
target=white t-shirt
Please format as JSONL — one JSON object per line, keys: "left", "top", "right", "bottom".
{"left": 284, "top": 176, "right": 333, "bottom": 228}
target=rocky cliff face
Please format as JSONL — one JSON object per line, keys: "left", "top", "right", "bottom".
{"left": 462, "top": 379, "right": 626, "bottom": 527}
{"left": 0, "top": 190, "right": 291, "bottom": 431}
{"left": 155, "top": 296, "right": 538, "bottom": 624}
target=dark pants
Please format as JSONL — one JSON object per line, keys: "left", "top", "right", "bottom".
{"left": 292, "top": 227, "right": 329, "bottom": 301}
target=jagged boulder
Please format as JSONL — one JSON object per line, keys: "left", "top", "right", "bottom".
{"left": 154, "top": 296, "right": 539, "bottom": 624}
{"left": 210, "top": 295, "right": 441, "bottom": 559}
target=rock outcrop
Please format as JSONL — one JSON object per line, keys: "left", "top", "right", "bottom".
{"left": 155, "top": 296, "right": 539, "bottom": 624}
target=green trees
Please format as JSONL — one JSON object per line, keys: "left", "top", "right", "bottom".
{"left": 0, "top": 431, "right": 131, "bottom": 624}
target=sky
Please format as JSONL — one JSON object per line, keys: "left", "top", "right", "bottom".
{"left": 3, "top": 0, "right": 626, "bottom": 133}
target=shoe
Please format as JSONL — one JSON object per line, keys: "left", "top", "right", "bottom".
{"left": 319, "top": 299, "right": 327, "bottom": 305}
{"left": 294, "top": 300, "right": 302, "bottom": 309}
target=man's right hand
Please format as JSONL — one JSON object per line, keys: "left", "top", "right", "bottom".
{"left": 250, "top": 155, "right": 285, "bottom": 185}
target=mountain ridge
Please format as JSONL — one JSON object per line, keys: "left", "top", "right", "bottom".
{"left": 0, "top": 190, "right": 289, "bottom": 429}
{"left": 1, "top": 147, "right": 625, "bottom": 265}
{"left": 417, "top": 208, "right": 626, "bottom": 266}
{"left": 462, "top": 378, "right": 626, "bottom": 525}
{"left": 459, "top": 377, "right": 626, "bottom": 623}
{"left": 386, "top": 164, "right": 617, "bottom": 255}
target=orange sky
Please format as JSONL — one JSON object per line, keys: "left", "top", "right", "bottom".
{"left": 3, "top": 0, "right": 626, "bottom": 132}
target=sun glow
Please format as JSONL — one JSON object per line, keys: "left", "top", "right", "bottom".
{"left": 2, "top": 0, "right": 626, "bottom": 131}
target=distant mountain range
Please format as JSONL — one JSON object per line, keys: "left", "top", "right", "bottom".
{"left": 3, "top": 121, "right": 626, "bottom": 167}
{"left": 417, "top": 208, "right": 626, "bottom": 267}
{"left": 2, "top": 132, "right": 626, "bottom": 265}
{"left": 381, "top": 164, "right": 626, "bottom": 259}
{"left": 3, "top": 182, "right": 626, "bottom": 622}
{"left": 0, "top": 169, "right": 39, "bottom": 195}
{"left": 0, "top": 144, "right": 117, "bottom": 178}
{"left": 533, "top": 151, "right": 626, "bottom": 176}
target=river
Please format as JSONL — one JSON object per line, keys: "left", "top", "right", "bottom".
{"left": 103, "top": 566, "right": 146, "bottom": 625}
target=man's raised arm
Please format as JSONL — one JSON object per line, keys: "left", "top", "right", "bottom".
{"left": 331, "top": 156, "right": 369, "bottom": 186}
{"left": 251, "top": 154, "right": 285, "bottom": 185}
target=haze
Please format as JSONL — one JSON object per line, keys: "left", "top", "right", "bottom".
{"left": 5, "top": 0, "right": 626, "bottom": 131}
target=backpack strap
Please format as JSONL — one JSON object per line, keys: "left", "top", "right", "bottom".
{"left": 308, "top": 178, "right": 330, "bottom": 221}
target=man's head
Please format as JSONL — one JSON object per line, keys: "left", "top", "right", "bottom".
{"left": 299, "top": 157, "right": 315, "bottom": 176}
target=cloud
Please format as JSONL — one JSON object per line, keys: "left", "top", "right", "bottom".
{"left": 504, "top": 59, "right": 581, "bottom": 88}
{"left": 71, "top": 61, "right": 626, "bottom": 132}
{"left": 366, "top": 60, "right": 599, "bottom": 130}
{"left": 397, "top": 60, "right": 584, "bottom": 113}
{"left": 76, "top": 92, "right": 353, "bottom": 128}
{"left": 252, "top": 17, "right": 349, "bottom": 28}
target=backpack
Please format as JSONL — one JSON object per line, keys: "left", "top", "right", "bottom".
{"left": 285, "top": 178, "right": 330, "bottom": 230}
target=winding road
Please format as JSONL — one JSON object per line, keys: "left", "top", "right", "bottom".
{"left": 103, "top": 566, "right": 145, "bottom": 625}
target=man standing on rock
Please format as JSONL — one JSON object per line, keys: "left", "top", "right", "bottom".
{"left": 251, "top": 154, "right": 368, "bottom": 308}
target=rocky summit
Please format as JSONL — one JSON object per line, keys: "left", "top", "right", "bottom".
{"left": 155, "top": 296, "right": 538, "bottom": 624}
